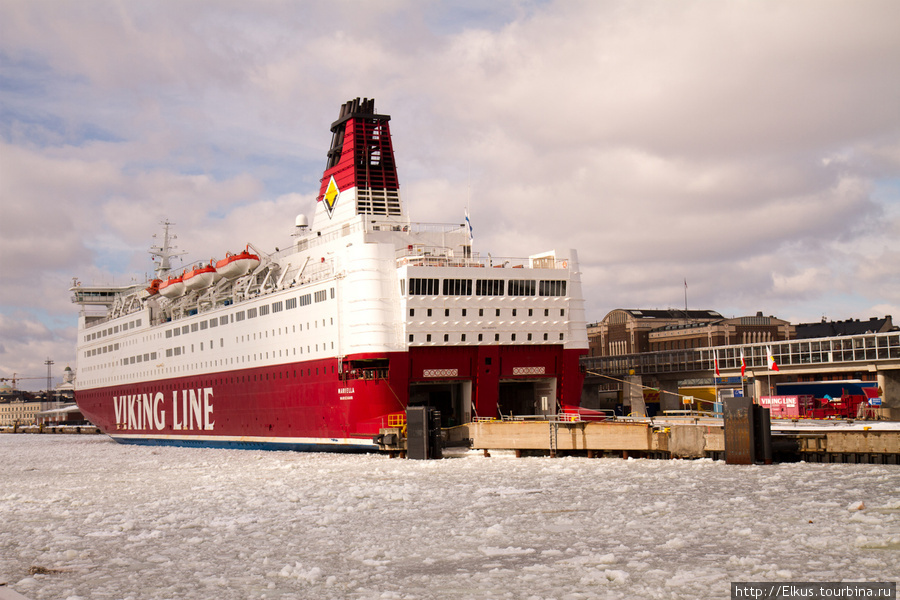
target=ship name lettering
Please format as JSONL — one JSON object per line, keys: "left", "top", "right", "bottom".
{"left": 172, "top": 387, "right": 215, "bottom": 431}
{"left": 337, "top": 388, "right": 355, "bottom": 394}
{"left": 113, "top": 392, "right": 166, "bottom": 431}
{"left": 111, "top": 387, "right": 214, "bottom": 431}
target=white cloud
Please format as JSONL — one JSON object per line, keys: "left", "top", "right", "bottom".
{"left": 1, "top": 0, "right": 899, "bottom": 387}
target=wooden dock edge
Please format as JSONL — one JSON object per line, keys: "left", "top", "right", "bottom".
{"left": 469, "top": 420, "right": 724, "bottom": 458}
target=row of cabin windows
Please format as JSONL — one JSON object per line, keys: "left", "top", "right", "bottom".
{"left": 410, "top": 308, "right": 565, "bottom": 318}
{"left": 78, "top": 365, "right": 338, "bottom": 399}
{"left": 407, "top": 278, "right": 567, "bottom": 297}
{"left": 124, "top": 320, "right": 336, "bottom": 366}
{"left": 164, "top": 321, "right": 334, "bottom": 360}
{"left": 411, "top": 332, "right": 565, "bottom": 343}
{"left": 121, "top": 352, "right": 158, "bottom": 365}
{"left": 84, "top": 319, "right": 142, "bottom": 342}
{"left": 164, "top": 288, "right": 333, "bottom": 339}
{"left": 85, "top": 343, "right": 120, "bottom": 357}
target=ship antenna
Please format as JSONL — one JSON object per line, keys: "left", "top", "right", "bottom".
{"left": 149, "top": 219, "right": 186, "bottom": 279}
{"left": 464, "top": 158, "right": 474, "bottom": 259}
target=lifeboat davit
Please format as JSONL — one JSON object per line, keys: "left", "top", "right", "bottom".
{"left": 216, "top": 248, "right": 260, "bottom": 280}
{"left": 183, "top": 261, "right": 217, "bottom": 292}
{"left": 158, "top": 274, "right": 185, "bottom": 299}
{"left": 138, "top": 279, "right": 162, "bottom": 300}
{"left": 145, "top": 279, "right": 162, "bottom": 296}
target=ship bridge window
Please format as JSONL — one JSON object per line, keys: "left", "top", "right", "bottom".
{"left": 259, "top": 305, "right": 269, "bottom": 316}
{"left": 248, "top": 308, "right": 258, "bottom": 319}
{"left": 166, "top": 329, "right": 173, "bottom": 338}
{"left": 182, "top": 326, "right": 189, "bottom": 334}
{"left": 299, "top": 294, "right": 312, "bottom": 307}
{"left": 286, "top": 298, "right": 297, "bottom": 310}
{"left": 508, "top": 279, "right": 536, "bottom": 296}
{"left": 409, "top": 278, "right": 439, "bottom": 295}
{"left": 209, "top": 319, "right": 217, "bottom": 328}
{"left": 200, "top": 321, "right": 208, "bottom": 330}
{"left": 272, "top": 301, "right": 283, "bottom": 313}
{"left": 475, "top": 279, "right": 504, "bottom": 296}
{"left": 191, "top": 323, "right": 199, "bottom": 332}
{"left": 235, "top": 311, "right": 245, "bottom": 322}
{"left": 539, "top": 280, "right": 567, "bottom": 296}
{"left": 315, "top": 290, "right": 327, "bottom": 302}
{"left": 442, "top": 279, "right": 472, "bottom": 295}
{"left": 220, "top": 316, "right": 229, "bottom": 326}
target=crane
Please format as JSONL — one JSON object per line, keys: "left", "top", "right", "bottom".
{"left": 0, "top": 374, "right": 46, "bottom": 391}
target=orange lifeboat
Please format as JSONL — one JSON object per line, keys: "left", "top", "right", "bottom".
{"left": 215, "top": 247, "right": 260, "bottom": 280}
{"left": 158, "top": 274, "right": 185, "bottom": 299}
{"left": 183, "top": 261, "right": 217, "bottom": 291}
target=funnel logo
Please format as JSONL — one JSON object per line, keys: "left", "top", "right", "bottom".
{"left": 323, "top": 176, "right": 340, "bottom": 218}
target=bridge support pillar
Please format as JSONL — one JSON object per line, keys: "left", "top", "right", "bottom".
{"left": 657, "top": 380, "right": 681, "bottom": 413}
{"left": 877, "top": 369, "right": 900, "bottom": 420}
{"left": 752, "top": 375, "right": 785, "bottom": 400}
{"left": 624, "top": 375, "right": 645, "bottom": 417}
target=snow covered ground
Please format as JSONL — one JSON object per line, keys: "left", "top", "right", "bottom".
{"left": 1, "top": 435, "right": 897, "bottom": 600}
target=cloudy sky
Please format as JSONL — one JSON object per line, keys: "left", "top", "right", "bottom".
{"left": 1, "top": 0, "right": 899, "bottom": 390}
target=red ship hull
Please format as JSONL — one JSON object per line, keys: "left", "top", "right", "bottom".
{"left": 75, "top": 346, "right": 585, "bottom": 451}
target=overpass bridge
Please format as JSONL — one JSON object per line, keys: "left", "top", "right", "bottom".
{"left": 580, "top": 331, "right": 900, "bottom": 417}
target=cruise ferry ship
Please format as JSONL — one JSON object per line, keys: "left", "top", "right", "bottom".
{"left": 71, "top": 98, "right": 588, "bottom": 451}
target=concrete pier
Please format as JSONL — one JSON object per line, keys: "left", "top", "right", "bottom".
{"left": 0, "top": 425, "right": 99, "bottom": 435}
{"left": 469, "top": 419, "right": 725, "bottom": 459}
{"left": 465, "top": 418, "right": 900, "bottom": 463}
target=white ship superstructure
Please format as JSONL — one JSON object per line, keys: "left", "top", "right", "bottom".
{"left": 71, "top": 98, "right": 588, "bottom": 450}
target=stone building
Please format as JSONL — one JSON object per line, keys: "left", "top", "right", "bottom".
{"left": 649, "top": 312, "right": 794, "bottom": 351}
{"left": 589, "top": 309, "right": 794, "bottom": 356}
{"left": 591, "top": 309, "right": 724, "bottom": 356}
{"left": 0, "top": 385, "right": 46, "bottom": 427}
{"left": 795, "top": 316, "right": 895, "bottom": 339}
